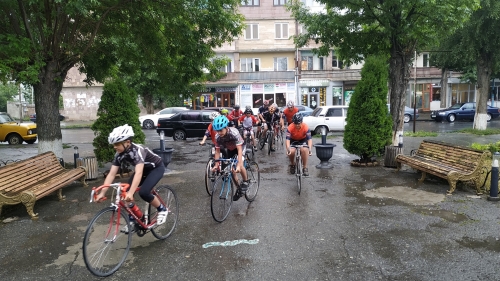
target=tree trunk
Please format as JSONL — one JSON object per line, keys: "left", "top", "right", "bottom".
{"left": 474, "top": 56, "right": 491, "bottom": 130}
{"left": 388, "top": 48, "right": 412, "bottom": 146}
{"left": 440, "top": 69, "right": 448, "bottom": 109}
{"left": 143, "top": 92, "right": 154, "bottom": 114}
{"left": 34, "top": 61, "right": 69, "bottom": 159}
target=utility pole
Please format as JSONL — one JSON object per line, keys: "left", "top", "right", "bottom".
{"left": 18, "top": 83, "right": 22, "bottom": 123}
{"left": 413, "top": 50, "right": 417, "bottom": 133}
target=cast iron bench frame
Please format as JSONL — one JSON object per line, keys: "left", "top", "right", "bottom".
{"left": 396, "top": 140, "right": 491, "bottom": 194}
{"left": 0, "top": 151, "right": 87, "bottom": 219}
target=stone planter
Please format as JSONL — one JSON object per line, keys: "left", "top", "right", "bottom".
{"left": 314, "top": 143, "right": 336, "bottom": 169}
{"left": 153, "top": 148, "right": 175, "bottom": 169}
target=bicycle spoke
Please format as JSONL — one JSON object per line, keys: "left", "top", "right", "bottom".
{"left": 211, "top": 175, "right": 233, "bottom": 222}
{"left": 83, "top": 207, "right": 131, "bottom": 277}
{"left": 245, "top": 161, "right": 260, "bottom": 202}
{"left": 150, "top": 185, "right": 179, "bottom": 240}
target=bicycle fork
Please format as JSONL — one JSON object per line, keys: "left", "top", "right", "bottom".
{"left": 220, "top": 176, "right": 232, "bottom": 200}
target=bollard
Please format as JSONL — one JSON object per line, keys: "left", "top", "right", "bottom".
{"left": 321, "top": 127, "right": 327, "bottom": 145}
{"left": 398, "top": 134, "right": 403, "bottom": 148}
{"left": 159, "top": 130, "right": 165, "bottom": 151}
{"left": 73, "top": 146, "right": 79, "bottom": 169}
{"left": 488, "top": 152, "right": 500, "bottom": 201}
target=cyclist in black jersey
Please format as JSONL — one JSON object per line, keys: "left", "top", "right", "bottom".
{"left": 262, "top": 103, "right": 284, "bottom": 151}
{"left": 94, "top": 124, "right": 169, "bottom": 225}
{"left": 211, "top": 115, "right": 249, "bottom": 201}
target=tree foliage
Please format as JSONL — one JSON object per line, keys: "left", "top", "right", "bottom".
{"left": 0, "top": 0, "right": 244, "bottom": 157}
{"left": 0, "top": 82, "right": 18, "bottom": 112}
{"left": 431, "top": 0, "right": 500, "bottom": 130}
{"left": 91, "top": 78, "right": 145, "bottom": 165}
{"left": 344, "top": 56, "right": 392, "bottom": 161}
{"left": 288, "top": 0, "right": 478, "bottom": 144}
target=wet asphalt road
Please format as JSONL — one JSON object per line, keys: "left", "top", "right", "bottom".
{"left": 1, "top": 125, "right": 500, "bottom": 280}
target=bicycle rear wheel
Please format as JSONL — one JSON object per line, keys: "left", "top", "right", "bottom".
{"left": 244, "top": 161, "right": 260, "bottom": 202}
{"left": 267, "top": 132, "right": 273, "bottom": 155}
{"left": 258, "top": 134, "right": 266, "bottom": 150}
{"left": 211, "top": 175, "right": 233, "bottom": 222}
{"left": 296, "top": 155, "right": 302, "bottom": 195}
{"left": 150, "top": 185, "right": 179, "bottom": 240}
{"left": 82, "top": 207, "right": 132, "bottom": 277}
{"left": 277, "top": 131, "right": 284, "bottom": 146}
{"left": 204, "top": 159, "right": 215, "bottom": 196}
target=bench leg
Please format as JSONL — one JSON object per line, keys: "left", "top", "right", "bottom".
{"left": 19, "top": 192, "right": 39, "bottom": 220}
{"left": 57, "top": 189, "right": 66, "bottom": 201}
{"left": 395, "top": 162, "right": 402, "bottom": 172}
{"left": 446, "top": 180, "right": 458, "bottom": 195}
{"left": 418, "top": 171, "right": 427, "bottom": 183}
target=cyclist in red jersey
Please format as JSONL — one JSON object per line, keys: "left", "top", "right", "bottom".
{"left": 238, "top": 108, "right": 259, "bottom": 149}
{"left": 227, "top": 104, "right": 243, "bottom": 124}
{"left": 286, "top": 113, "right": 313, "bottom": 176}
{"left": 199, "top": 111, "right": 221, "bottom": 145}
{"left": 282, "top": 100, "right": 299, "bottom": 125}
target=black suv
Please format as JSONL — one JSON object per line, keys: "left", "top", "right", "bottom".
{"left": 156, "top": 110, "right": 213, "bottom": 140}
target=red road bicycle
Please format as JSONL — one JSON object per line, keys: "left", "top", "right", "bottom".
{"left": 82, "top": 183, "right": 179, "bottom": 277}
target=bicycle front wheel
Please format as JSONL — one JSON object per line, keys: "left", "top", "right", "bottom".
{"left": 204, "top": 159, "right": 215, "bottom": 196}
{"left": 150, "top": 185, "right": 179, "bottom": 240}
{"left": 245, "top": 161, "right": 260, "bottom": 202}
{"left": 258, "top": 134, "right": 266, "bottom": 150}
{"left": 296, "top": 156, "right": 302, "bottom": 195}
{"left": 211, "top": 175, "right": 233, "bottom": 222}
{"left": 82, "top": 207, "right": 132, "bottom": 277}
{"left": 267, "top": 132, "right": 273, "bottom": 155}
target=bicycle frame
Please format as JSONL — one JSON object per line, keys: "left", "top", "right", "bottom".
{"left": 90, "top": 183, "right": 162, "bottom": 231}
{"left": 212, "top": 157, "right": 239, "bottom": 195}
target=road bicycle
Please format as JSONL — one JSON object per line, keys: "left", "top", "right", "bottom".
{"left": 82, "top": 183, "right": 179, "bottom": 277}
{"left": 211, "top": 155, "right": 260, "bottom": 222}
{"left": 241, "top": 126, "right": 255, "bottom": 161}
{"left": 289, "top": 141, "right": 309, "bottom": 195}
{"left": 259, "top": 122, "right": 282, "bottom": 155}
{"left": 204, "top": 143, "right": 216, "bottom": 196}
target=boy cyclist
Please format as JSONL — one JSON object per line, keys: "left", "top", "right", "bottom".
{"left": 211, "top": 115, "right": 249, "bottom": 201}
{"left": 238, "top": 108, "right": 258, "bottom": 150}
{"left": 286, "top": 114, "right": 313, "bottom": 176}
{"left": 95, "top": 124, "right": 168, "bottom": 228}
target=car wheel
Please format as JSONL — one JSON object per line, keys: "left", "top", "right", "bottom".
{"left": 314, "top": 126, "right": 327, "bottom": 136}
{"left": 25, "top": 139, "right": 37, "bottom": 144}
{"left": 487, "top": 113, "right": 492, "bottom": 122}
{"left": 447, "top": 114, "right": 456, "bottom": 122}
{"left": 403, "top": 114, "right": 411, "bottom": 123}
{"left": 143, "top": 119, "right": 155, "bottom": 129}
{"left": 173, "top": 130, "right": 186, "bottom": 140}
{"left": 7, "top": 134, "right": 23, "bottom": 145}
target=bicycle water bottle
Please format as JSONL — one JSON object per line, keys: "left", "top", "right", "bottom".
{"left": 128, "top": 202, "right": 143, "bottom": 219}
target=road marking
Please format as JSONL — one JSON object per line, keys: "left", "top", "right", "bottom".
{"left": 202, "top": 239, "right": 259, "bottom": 248}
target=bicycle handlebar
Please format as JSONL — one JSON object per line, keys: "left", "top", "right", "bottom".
{"left": 90, "top": 183, "right": 130, "bottom": 203}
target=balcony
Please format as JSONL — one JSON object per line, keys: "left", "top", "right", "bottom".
{"left": 205, "top": 71, "right": 295, "bottom": 85}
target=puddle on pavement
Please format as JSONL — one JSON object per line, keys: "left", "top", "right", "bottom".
{"left": 361, "top": 186, "right": 446, "bottom": 206}
{"left": 259, "top": 166, "right": 281, "bottom": 173}
{"left": 456, "top": 236, "right": 500, "bottom": 252}
{"left": 411, "top": 208, "right": 468, "bottom": 223}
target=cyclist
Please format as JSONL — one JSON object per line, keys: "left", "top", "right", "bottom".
{"left": 262, "top": 103, "right": 284, "bottom": 151}
{"left": 257, "top": 100, "right": 269, "bottom": 138}
{"left": 238, "top": 108, "right": 259, "bottom": 150}
{"left": 282, "top": 100, "right": 299, "bottom": 125}
{"left": 227, "top": 104, "right": 244, "bottom": 125}
{"left": 286, "top": 113, "right": 313, "bottom": 176}
{"left": 211, "top": 115, "right": 249, "bottom": 201}
{"left": 199, "top": 111, "right": 221, "bottom": 146}
{"left": 94, "top": 124, "right": 168, "bottom": 226}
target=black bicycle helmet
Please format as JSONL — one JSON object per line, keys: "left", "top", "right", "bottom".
{"left": 233, "top": 104, "right": 240, "bottom": 110}
{"left": 292, "top": 113, "right": 303, "bottom": 124}
{"left": 244, "top": 108, "right": 253, "bottom": 114}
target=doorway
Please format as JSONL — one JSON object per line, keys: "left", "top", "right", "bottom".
{"left": 309, "top": 94, "right": 319, "bottom": 109}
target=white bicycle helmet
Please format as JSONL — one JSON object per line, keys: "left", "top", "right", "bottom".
{"left": 271, "top": 103, "right": 278, "bottom": 110}
{"left": 210, "top": 111, "right": 220, "bottom": 120}
{"left": 108, "top": 124, "right": 135, "bottom": 144}
{"left": 287, "top": 100, "right": 294, "bottom": 108}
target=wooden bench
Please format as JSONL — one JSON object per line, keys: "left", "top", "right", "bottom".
{"left": 396, "top": 140, "right": 491, "bottom": 194}
{"left": 0, "top": 151, "right": 87, "bottom": 219}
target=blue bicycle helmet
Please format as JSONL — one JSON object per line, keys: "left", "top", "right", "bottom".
{"left": 213, "top": 115, "right": 229, "bottom": 131}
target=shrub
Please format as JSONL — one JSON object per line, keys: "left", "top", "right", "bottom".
{"left": 91, "top": 78, "right": 145, "bottom": 165}
{"left": 344, "top": 55, "right": 392, "bottom": 161}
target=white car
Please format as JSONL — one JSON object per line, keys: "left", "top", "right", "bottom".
{"left": 139, "top": 107, "right": 189, "bottom": 129}
{"left": 303, "top": 106, "right": 349, "bottom": 134}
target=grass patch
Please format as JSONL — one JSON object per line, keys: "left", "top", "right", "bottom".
{"left": 403, "top": 131, "right": 438, "bottom": 137}
{"left": 456, "top": 128, "right": 500, "bottom": 135}
{"left": 312, "top": 134, "right": 339, "bottom": 139}
{"left": 62, "top": 143, "right": 72, "bottom": 149}
{"left": 63, "top": 123, "right": 93, "bottom": 129}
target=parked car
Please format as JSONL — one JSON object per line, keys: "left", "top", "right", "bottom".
{"left": 386, "top": 104, "right": 419, "bottom": 123}
{"left": 280, "top": 105, "right": 315, "bottom": 118}
{"left": 29, "top": 113, "right": 66, "bottom": 123}
{"left": 156, "top": 110, "right": 213, "bottom": 140}
{"left": 201, "top": 107, "right": 234, "bottom": 114}
{"left": 0, "top": 112, "right": 37, "bottom": 144}
{"left": 139, "top": 107, "right": 189, "bottom": 129}
{"left": 430, "top": 102, "right": 500, "bottom": 122}
{"left": 303, "top": 106, "right": 349, "bottom": 134}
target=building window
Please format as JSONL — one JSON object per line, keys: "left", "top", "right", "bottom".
{"left": 332, "top": 55, "right": 343, "bottom": 69}
{"left": 319, "top": 57, "right": 324, "bottom": 70}
{"left": 423, "top": 54, "right": 430, "bottom": 67}
{"left": 274, "top": 57, "right": 288, "bottom": 71}
{"left": 275, "top": 23, "right": 289, "bottom": 39}
{"left": 220, "top": 61, "right": 232, "bottom": 73}
{"left": 274, "top": 0, "right": 288, "bottom": 5}
{"left": 241, "top": 58, "right": 260, "bottom": 72}
{"left": 301, "top": 56, "right": 313, "bottom": 70}
{"left": 245, "top": 24, "right": 259, "bottom": 39}
{"left": 241, "top": 0, "right": 259, "bottom": 6}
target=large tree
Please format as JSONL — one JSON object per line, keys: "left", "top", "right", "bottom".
{"left": 289, "top": 0, "right": 478, "bottom": 144}
{"left": 0, "top": 0, "right": 244, "bottom": 158}
{"left": 432, "top": 0, "right": 500, "bottom": 130}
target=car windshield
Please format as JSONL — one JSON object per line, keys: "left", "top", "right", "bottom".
{"left": 311, "top": 107, "right": 323, "bottom": 117}
{"left": 0, "top": 113, "right": 15, "bottom": 123}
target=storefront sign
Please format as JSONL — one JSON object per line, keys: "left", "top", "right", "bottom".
{"left": 275, "top": 83, "right": 286, "bottom": 90}
{"left": 215, "top": 87, "right": 236, "bottom": 92}
{"left": 287, "top": 83, "right": 295, "bottom": 91}
{"left": 240, "top": 84, "right": 251, "bottom": 92}
{"left": 300, "top": 79, "right": 329, "bottom": 87}
{"left": 253, "top": 84, "right": 263, "bottom": 92}
{"left": 264, "top": 84, "right": 274, "bottom": 92}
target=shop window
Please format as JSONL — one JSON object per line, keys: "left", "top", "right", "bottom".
{"left": 320, "top": 88, "right": 326, "bottom": 106}
{"left": 241, "top": 0, "right": 259, "bottom": 6}
{"left": 253, "top": 94, "right": 264, "bottom": 107}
